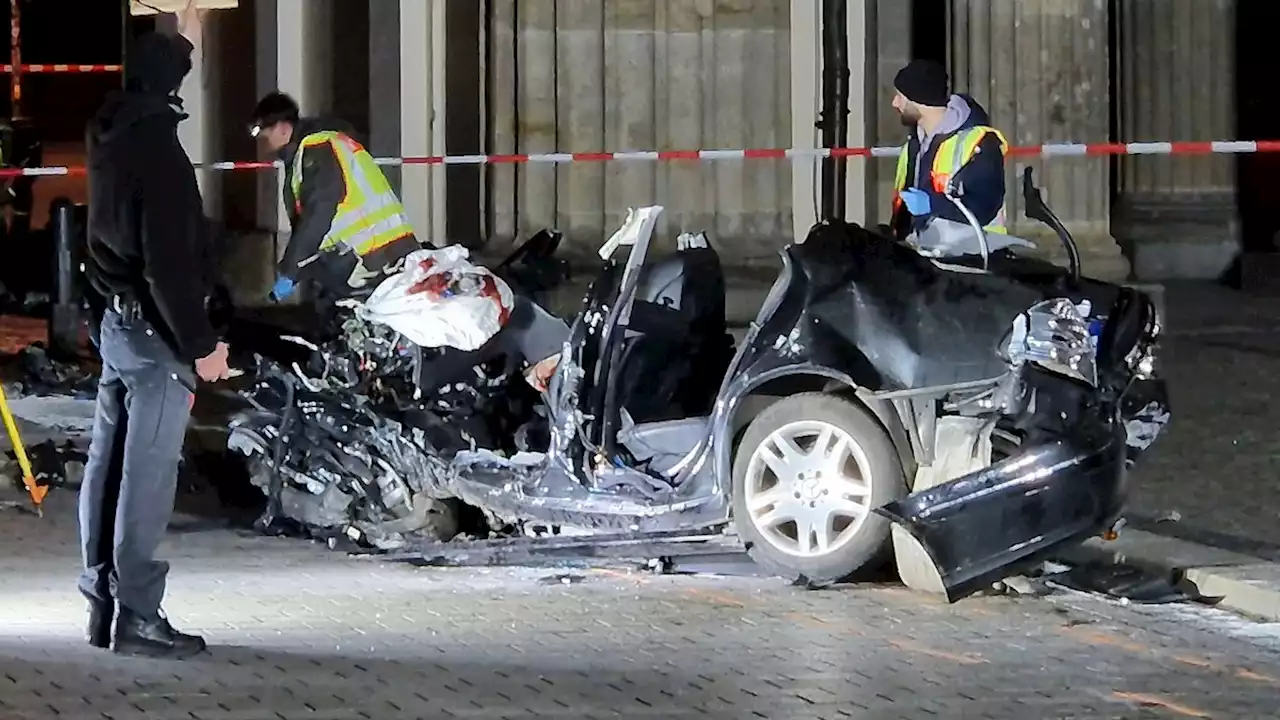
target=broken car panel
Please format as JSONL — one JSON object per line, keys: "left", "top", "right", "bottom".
{"left": 227, "top": 232, "right": 570, "bottom": 546}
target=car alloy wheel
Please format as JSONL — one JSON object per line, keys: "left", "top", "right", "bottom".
{"left": 742, "top": 419, "right": 874, "bottom": 558}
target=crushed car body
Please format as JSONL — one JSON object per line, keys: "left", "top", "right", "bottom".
{"left": 228, "top": 169, "right": 1169, "bottom": 601}
{"left": 227, "top": 232, "right": 570, "bottom": 546}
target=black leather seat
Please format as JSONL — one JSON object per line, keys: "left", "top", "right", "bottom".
{"left": 611, "top": 247, "right": 735, "bottom": 424}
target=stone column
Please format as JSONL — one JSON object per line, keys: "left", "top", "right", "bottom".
{"left": 267, "top": 0, "right": 333, "bottom": 231}
{"left": 949, "top": 0, "right": 1128, "bottom": 280}
{"left": 369, "top": 0, "right": 402, "bottom": 194}
{"left": 867, "top": 0, "right": 912, "bottom": 229}
{"left": 254, "top": 0, "right": 279, "bottom": 233}
{"left": 155, "top": 13, "right": 212, "bottom": 213}
{"left": 1114, "top": 0, "right": 1238, "bottom": 280}
{"left": 443, "top": 0, "right": 483, "bottom": 246}
{"left": 790, "top": 0, "right": 872, "bottom": 241}
{"left": 399, "top": 0, "right": 447, "bottom": 246}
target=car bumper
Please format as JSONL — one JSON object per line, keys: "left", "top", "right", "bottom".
{"left": 875, "top": 419, "right": 1129, "bottom": 602}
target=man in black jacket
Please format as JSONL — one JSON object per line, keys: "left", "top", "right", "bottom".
{"left": 79, "top": 5, "right": 228, "bottom": 660}
{"left": 888, "top": 60, "right": 1009, "bottom": 242}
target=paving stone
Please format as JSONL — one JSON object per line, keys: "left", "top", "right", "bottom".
{"left": 0, "top": 493, "right": 1277, "bottom": 718}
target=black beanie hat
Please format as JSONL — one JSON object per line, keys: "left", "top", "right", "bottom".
{"left": 894, "top": 60, "right": 950, "bottom": 107}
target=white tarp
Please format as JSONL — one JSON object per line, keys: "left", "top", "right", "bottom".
{"left": 356, "top": 247, "right": 515, "bottom": 352}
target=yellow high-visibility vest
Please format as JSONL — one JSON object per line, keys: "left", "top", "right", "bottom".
{"left": 893, "top": 125, "right": 1009, "bottom": 235}
{"left": 291, "top": 130, "right": 415, "bottom": 257}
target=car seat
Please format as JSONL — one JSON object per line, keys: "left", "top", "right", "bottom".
{"left": 610, "top": 245, "right": 735, "bottom": 424}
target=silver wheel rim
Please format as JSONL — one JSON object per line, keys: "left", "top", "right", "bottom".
{"left": 743, "top": 420, "right": 874, "bottom": 558}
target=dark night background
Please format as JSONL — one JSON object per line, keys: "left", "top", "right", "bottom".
{"left": 0, "top": 1, "right": 140, "bottom": 142}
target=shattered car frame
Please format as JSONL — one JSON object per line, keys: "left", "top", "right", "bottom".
{"left": 441, "top": 170, "right": 1168, "bottom": 600}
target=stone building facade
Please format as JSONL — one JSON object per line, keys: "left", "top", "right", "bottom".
{"left": 179, "top": 0, "right": 1241, "bottom": 294}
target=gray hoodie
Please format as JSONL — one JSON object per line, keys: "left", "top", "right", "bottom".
{"left": 913, "top": 95, "right": 973, "bottom": 186}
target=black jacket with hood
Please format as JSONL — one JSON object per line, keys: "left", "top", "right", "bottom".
{"left": 891, "top": 94, "right": 1007, "bottom": 241}
{"left": 85, "top": 32, "right": 219, "bottom": 363}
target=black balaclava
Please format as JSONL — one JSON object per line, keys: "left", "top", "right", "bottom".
{"left": 124, "top": 33, "right": 193, "bottom": 110}
{"left": 893, "top": 60, "right": 950, "bottom": 108}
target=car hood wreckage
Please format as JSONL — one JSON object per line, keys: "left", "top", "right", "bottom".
{"left": 227, "top": 169, "right": 1169, "bottom": 601}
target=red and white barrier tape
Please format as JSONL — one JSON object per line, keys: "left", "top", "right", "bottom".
{"left": 4, "top": 139, "right": 1279, "bottom": 179}
{"left": 1, "top": 64, "right": 122, "bottom": 73}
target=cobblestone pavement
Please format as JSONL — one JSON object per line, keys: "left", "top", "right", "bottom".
{"left": 1128, "top": 282, "right": 1280, "bottom": 557}
{"left": 2, "top": 491, "right": 1280, "bottom": 720}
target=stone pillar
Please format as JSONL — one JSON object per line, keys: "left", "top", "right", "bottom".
{"left": 1114, "top": 0, "right": 1238, "bottom": 280}
{"left": 369, "top": 0, "right": 402, "bottom": 194}
{"left": 791, "top": 0, "right": 872, "bottom": 241}
{"left": 254, "top": 0, "right": 279, "bottom": 233}
{"left": 867, "top": 0, "right": 912, "bottom": 229}
{"left": 444, "top": 0, "right": 483, "bottom": 246}
{"left": 400, "top": 0, "right": 447, "bottom": 246}
{"left": 271, "top": 0, "right": 333, "bottom": 233}
{"left": 949, "top": 0, "right": 1128, "bottom": 280}
{"left": 155, "top": 14, "right": 213, "bottom": 213}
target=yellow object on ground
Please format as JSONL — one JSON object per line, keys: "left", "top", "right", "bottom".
{"left": 0, "top": 383, "right": 46, "bottom": 514}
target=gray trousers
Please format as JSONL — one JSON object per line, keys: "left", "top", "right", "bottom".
{"left": 77, "top": 309, "right": 196, "bottom": 618}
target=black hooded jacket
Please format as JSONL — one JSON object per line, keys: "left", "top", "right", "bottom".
{"left": 890, "top": 94, "right": 1006, "bottom": 241}
{"left": 85, "top": 32, "right": 219, "bottom": 363}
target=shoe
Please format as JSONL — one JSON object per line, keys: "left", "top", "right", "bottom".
{"left": 85, "top": 598, "right": 113, "bottom": 650}
{"left": 112, "top": 608, "right": 207, "bottom": 660}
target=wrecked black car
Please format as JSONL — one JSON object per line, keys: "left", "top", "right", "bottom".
{"left": 230, "top": 169, "right": 1169, "bottom": 601}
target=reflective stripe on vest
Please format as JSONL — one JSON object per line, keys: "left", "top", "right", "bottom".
{"left": 892, "top": 125, "right": 1010, "bottom": 235}
{"left": 292, "top": 131, "right": 416, "bottom": 257}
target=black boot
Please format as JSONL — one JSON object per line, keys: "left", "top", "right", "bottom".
{"left": 112, "top": 608, "right": 207, "bottom": 659}
{"left": 85, "top": 598, "right": 113, "bottom": 649}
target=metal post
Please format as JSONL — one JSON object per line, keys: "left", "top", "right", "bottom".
{"left": 49, "top": 197, "right": 81, "bottom": 359}
{"left": 831, "top": 0, "right": 850, "bottom": 220}
{"left": 818, "top": 0, "right": 837, "bottom": 220}
{"left": 9, "top": 0, "right": 20, "bottom": 119}
{"left": 121, "top": 0, "right": 129, "bottom": 88}
{"left": 818, "top": 0, "right": 850, "bottom": 221}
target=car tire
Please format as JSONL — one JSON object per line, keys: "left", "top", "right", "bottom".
{"left": 732, "top": 392, "right": 906, "bottom": 585}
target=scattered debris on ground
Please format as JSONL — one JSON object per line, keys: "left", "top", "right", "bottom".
{"left": 1044, "top": 561, "right": 1210, "bottom": 605}
{"left": 538, "top": 573, "right": 588, "bottom": 586}
{"left": 2, "top": 439, "right": 86, "bottom": 489}
{"left": 0, "top": 343, "right": 97, "bottom": 394}
{"left": 6, "top": 345, "right": 98, "bottom": 398}
{"left": 985, "top": 559, "right": 1210, "bottom": 607}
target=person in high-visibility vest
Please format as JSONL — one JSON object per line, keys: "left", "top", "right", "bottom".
{"left": 249, "top": 91, "right": 422, "bottom": 302}
{"left": 888, "top": 60, "right": 1008, "bottom": 242}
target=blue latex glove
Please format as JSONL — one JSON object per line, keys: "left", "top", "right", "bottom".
{"left": 899, "top": 187, "right": 932, "bottom": 216}
{"left": 270, "top": 276, "right": 297, "bottom": 302}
